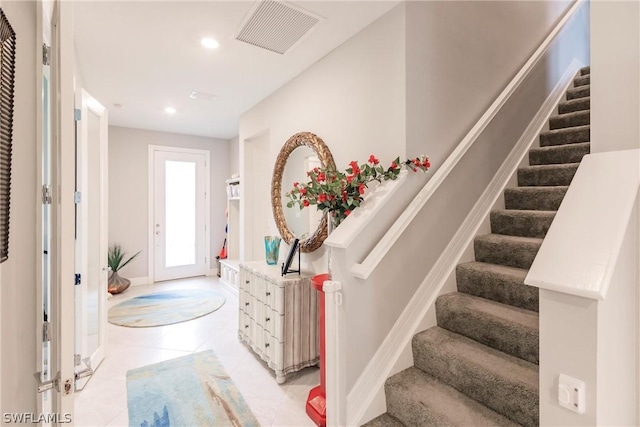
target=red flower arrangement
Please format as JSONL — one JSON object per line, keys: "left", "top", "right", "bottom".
{"left": 286, "top": 155, "right": 430, "bottom": 225}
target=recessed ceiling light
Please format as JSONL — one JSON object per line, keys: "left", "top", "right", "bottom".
{"left": 201, "top": 37, "right": 219, "bottom": 49}
{"left": 164, "top": 107, "right": 177, "bottom": 114}
{"left": 113, "top": 103, "right": 124, "bottom": 109}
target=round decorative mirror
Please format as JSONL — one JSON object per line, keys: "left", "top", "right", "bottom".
{"left": 271, "top": 132, "right": 336, "bottom": 252}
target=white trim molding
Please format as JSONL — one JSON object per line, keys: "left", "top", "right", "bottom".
{"left": 345, "top": 59, "right": 583, "bottom": 426}
{"left": 349, "top": 0, "right": 588, "bottom": 281}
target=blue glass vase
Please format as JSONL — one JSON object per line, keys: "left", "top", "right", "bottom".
{"left": 264, "top": 236, "right": 282, "bottom": 265}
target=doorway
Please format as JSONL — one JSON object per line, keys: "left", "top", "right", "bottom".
{"left": 149, "top": 146, "right": 210, "bottom": 282}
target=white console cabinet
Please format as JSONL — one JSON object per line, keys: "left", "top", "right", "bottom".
{"left": 238, "top": 261, "right": 319, "bottom": 383}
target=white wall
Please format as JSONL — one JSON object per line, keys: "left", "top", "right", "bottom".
{"left": 406, "top": 0, "right": 572, "bottom": 166}
{"left": 239, "top": 3, "right": 407, "bottom": 270}
{"left": 591, "top": 0, "right": 640, "bottom": 153}
{"left": 108, "top": 126, "right": 229, "bottom": 279}
{"left": 0, "top": 0, "right": 37, "bottom": 417}
{"left": 228, "top": 135, "right": 239, "bottom": 178}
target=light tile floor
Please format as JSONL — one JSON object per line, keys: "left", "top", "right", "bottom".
{"left": 74, "top": 276, "right": 319, "bottom": 427}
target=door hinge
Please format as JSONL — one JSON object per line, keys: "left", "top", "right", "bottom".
{"left": 74, "top": 109, "right": 81, "bottom": 121}
{"left": 74, "top": 191, "right": 82, "bottom": 204}
{"left": 42, "top": 43, "right": 51, "bottom": 66}
{"left": 75, "top": 273, "right": 81, "bottom": 286}
{"left": 42, "top": 184, "right": 52, "bottom": 205}
{"left": 42, "top": 321, "right": 50, "bottom": 342}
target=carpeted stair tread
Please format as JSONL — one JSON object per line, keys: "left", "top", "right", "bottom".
{"left": 456, "top": 262, "right": 538, "bottom": 312}
{"left": 566, "top": 84, "right": 590, "bottom": 100}
{"left": 549, "top": 110, "right": 590, "bottom": 130}
{"left": 540, "top": 124, "right": 590, "bottom": 147}
{"left": 490, "top": 209, "right": 555, "bottom": 238}
{"left": 574, "top": 74, "right": 590, "bottom": 87}
{"left": 474, "top": 234, "right": 542, "bottom": 269}
{"left": 517, "top": 162, "right": 580, "bottom": 186}
{"left": 580, "top": 65, "right": 590, "bottom": 75}
{"left": 436, "top": 292, "right": 539, "bottom": 364}
{"left": 558, "top": 96, "right": 590, "bottom": 114}
{"left": 529, "top": 142, "right": 590, "bottom": 165}
{"left": 361, "top": 412, "right": 405, "bottom": 427}
{"left": 412, "top": 327, "right": 538, "bottom": 427}
{"left": 384, "top": 367, "right": 519, "bottom": 427}
{"left": 504, "top": 186, "right": 568, "bottom": 211}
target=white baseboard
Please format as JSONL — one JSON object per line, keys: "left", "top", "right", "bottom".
{"left": 129, "top": 276, "right": 149, "bottom": 286}
{"left": 218, "top": 279, "right": 239, "bottom": 296}
{"left": 347, "top": 58, "right": 583, "bottom": 426}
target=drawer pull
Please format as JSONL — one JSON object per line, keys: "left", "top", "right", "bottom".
{"left": 245, "top": 280, "right": 250, "bottom": 284}
{"left": 265, "top": 343, "right": 270, "bottom": 348}
{"left": 265, "top": 317, "right": 270, "bottom": 322}
{"left": 266, "top": 291, "right": 271, "bottom": 296}
{"left": 244, "top": 324, "right": 249, "bottom": 328}
{"left": 245, "top": 302, "right": 250, "bottom": 306}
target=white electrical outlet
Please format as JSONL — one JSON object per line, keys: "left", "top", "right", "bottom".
{"left": 558, "top": 374, "right": 586, "bottom": 414}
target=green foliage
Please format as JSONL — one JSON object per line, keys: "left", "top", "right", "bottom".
{"left": 286, "top": 154, "right": 431, "bottom": 226}
{"left": 108, "top": 245, "right": 141, "bottom": 272}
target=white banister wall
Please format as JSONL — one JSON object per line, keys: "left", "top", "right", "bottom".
{"left": 526, "top": 150, "right": 640, "bottom": 425}
{"left": 323, "top": 2, "right": 590, "bottom": 424}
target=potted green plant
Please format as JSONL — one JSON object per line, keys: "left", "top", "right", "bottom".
{"left": 108, "top": 245, "right": 141, "bottom": 294}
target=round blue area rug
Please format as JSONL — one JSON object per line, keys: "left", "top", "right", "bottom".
{"left": 108, "top": 289, "right": 226, "bottom": 328}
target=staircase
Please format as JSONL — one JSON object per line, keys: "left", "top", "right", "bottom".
{"left": 363, "top": 66, "right": 591, "bottom": 427}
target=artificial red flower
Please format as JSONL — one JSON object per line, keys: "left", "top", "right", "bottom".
{"left": 293, "top": 182, "right": 299, "bottom": 187}
{"left": 368, "top": 155, "right": 379, "bottom": 165}
{"left": 342, "top": 191, "right": 348, "bottom": 202}
{"left": 318, "top": 193, "right": 327, "bottom": 203}
{"left": 317, "top": 172, "right": 326, "bottom": 182}
{"left": 349, "top": 161, "right": 360, "bottom": 174}
{"left": 300, "top": 188, "right": 307, "bottom": 195}
{"left": 344, "top": 210, "right": 351, "bottom": 216}
{"left": 413, "top": 158, "right": 421, "bottom": 166}
{"left": 303, "top": 199, "right": 310, "bottom": 207}
{"left": 358, "top": 183, "right": 365, "bottom": 195}
{"left": 391, "top": 161, "right": 398, "bottom": 169}
{"left": 347, "top": 175, "right": 355, "bottom": 184}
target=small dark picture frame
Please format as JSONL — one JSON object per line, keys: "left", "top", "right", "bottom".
{"left": 0, "top": 9, "right": 16, "bottom": 264}
{"left": 281, "top": 238, "right": 300, "bottom": 276}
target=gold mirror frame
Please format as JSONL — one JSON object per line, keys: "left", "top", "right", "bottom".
{"left": 271, "top": 132, "right": 336, "bottom": 253}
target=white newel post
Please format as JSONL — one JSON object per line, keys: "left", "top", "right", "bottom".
{"left": 324, "top": 279, "right": 347, "bottom": 426}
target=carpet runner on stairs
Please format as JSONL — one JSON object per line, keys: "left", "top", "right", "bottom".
{"left": 363, "top": 65, "right": 591, "bottom": 427}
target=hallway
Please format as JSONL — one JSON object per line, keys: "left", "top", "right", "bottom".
{"left": 74, "top": 276, "right": 318, "bottom": 426}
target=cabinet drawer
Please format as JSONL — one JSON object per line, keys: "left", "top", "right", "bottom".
{"left": 262, "top": 308, "right": 274, "bottom": 336}
{"left": 239, "top": 311, "right": 251, "bottom": 340}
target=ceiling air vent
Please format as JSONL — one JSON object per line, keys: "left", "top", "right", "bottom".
{"left": 235, "top": 0, "right": 323, "bottom": 55}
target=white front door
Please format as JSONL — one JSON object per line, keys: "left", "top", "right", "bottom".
{"left": 74, "top": 89, "right": 108, "bottom": 386}
{"left": 151, "top": 148, "right": 209, "bottom": 282}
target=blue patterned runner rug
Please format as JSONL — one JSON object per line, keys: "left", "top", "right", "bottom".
{"left": 127, "top": 350, "right": 259, "bottom": 427}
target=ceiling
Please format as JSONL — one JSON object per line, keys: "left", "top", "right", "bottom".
{"left": 73, "top": 1, "right": 399, "bottom": 140}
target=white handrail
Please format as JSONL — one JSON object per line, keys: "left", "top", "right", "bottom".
{"left": 525, "top": 149, "right": 640, "bottom": 300}
{"left": 350, "top": 0, "right": 587, "bottom": 280}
